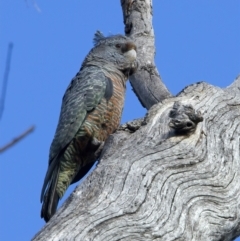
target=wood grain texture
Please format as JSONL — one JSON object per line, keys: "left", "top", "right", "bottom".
{"left": 121, "top": 0, "right": 172, "bottom": 109}
{"left": 33, "top": 76, "right": 240, "bottom": 241}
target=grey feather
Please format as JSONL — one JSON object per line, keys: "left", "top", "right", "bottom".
{"left": 93, "top": 30, "right": 105, "bottom": 46}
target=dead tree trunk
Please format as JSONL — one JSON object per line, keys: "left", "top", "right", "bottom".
{"left": 33, "top": 1, "right": 240, "bottom": 240}
{"left": 33, "top": 77, "right": 240, "bottom": 241}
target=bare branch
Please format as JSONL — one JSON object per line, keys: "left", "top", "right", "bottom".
{"left": 33, "top": 79, "right": 240, "bottom": 241}
{"left": 25, "top": 0, "right": 41, "bottom": 12}
{"left": 31, "top": 1, "right": 240, "bottom": 240}
{"left": 0, "top": 125, "right": 35, "bottom": 153}
{"left": 32, "top": 0, "right": 41, "bottom": 12}
{"left": 0, "top": 42, "right": 13, "bottom": 120}
{"left": 121, "top": 0, "right": 172, "bottom": 109}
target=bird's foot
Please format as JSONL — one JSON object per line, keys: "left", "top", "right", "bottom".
{"left": 91, "top": 138, "right": 105, "bottom": 158}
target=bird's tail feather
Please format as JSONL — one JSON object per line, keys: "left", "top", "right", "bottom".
{"left": 41, "top": 166, "right": 60, "bottom": 222}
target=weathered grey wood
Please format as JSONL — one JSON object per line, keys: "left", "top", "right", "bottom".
{"left": 33, "top": 76, "right": 240, "bottom": 241}
{"left": 121, "top": 0, "right": 172, "bottom": 109}
{"left": 33, "top": 0, "right": 240, "bottom": 240}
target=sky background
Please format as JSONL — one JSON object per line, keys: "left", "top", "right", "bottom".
{"left": 0, "top": 1, "right": 239, "bottom": 240}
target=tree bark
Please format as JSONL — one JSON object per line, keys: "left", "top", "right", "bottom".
{"left": 33, "top": 76, "right": 240, "bottom": 240}
{"left": 33, "top": 1, "right": 240, "bottom": 240}
{"left": 121, "top": 0, "right": 172, "bottom": 109}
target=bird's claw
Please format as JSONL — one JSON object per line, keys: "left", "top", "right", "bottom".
{"left": 91, "top": 138, "right": 105, "bottom": 158}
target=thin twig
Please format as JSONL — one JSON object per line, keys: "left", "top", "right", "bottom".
{"left": 0, "top": 42, "right": 14, "bottom": 120}
{"left": 25, "top": 0, "right": 41, "bottom": 12}
{"left": 0, "top": 125, "right": 35, "bottom": 153}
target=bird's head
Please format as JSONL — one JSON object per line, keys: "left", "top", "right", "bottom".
{"left": 83, "top": 31, "right": 138, "bottom": 76}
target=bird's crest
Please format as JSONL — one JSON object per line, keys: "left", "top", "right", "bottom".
{"left": 93, "top": 31, "right": 129, "bottom": 47}
{"left": 93, "top": 31, "right": 105, "bottom": 46}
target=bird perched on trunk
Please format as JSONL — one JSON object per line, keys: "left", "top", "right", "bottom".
{"left": 40, "top": 31, "right": 137, "bottom": 222}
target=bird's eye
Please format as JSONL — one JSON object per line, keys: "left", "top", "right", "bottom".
{"left": 115, "top": 44, "right": 121, "bottom": 48}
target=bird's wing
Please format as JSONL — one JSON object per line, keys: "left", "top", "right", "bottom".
{"left": 41, "top": 68, "right": 113, "bottom": 201}
{"left": 50, "top": 68, "right": 112, "bottom": 160}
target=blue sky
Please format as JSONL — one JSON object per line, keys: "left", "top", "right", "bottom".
{"left": 0, "top": 1, "right": 239, "bottom": 240}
